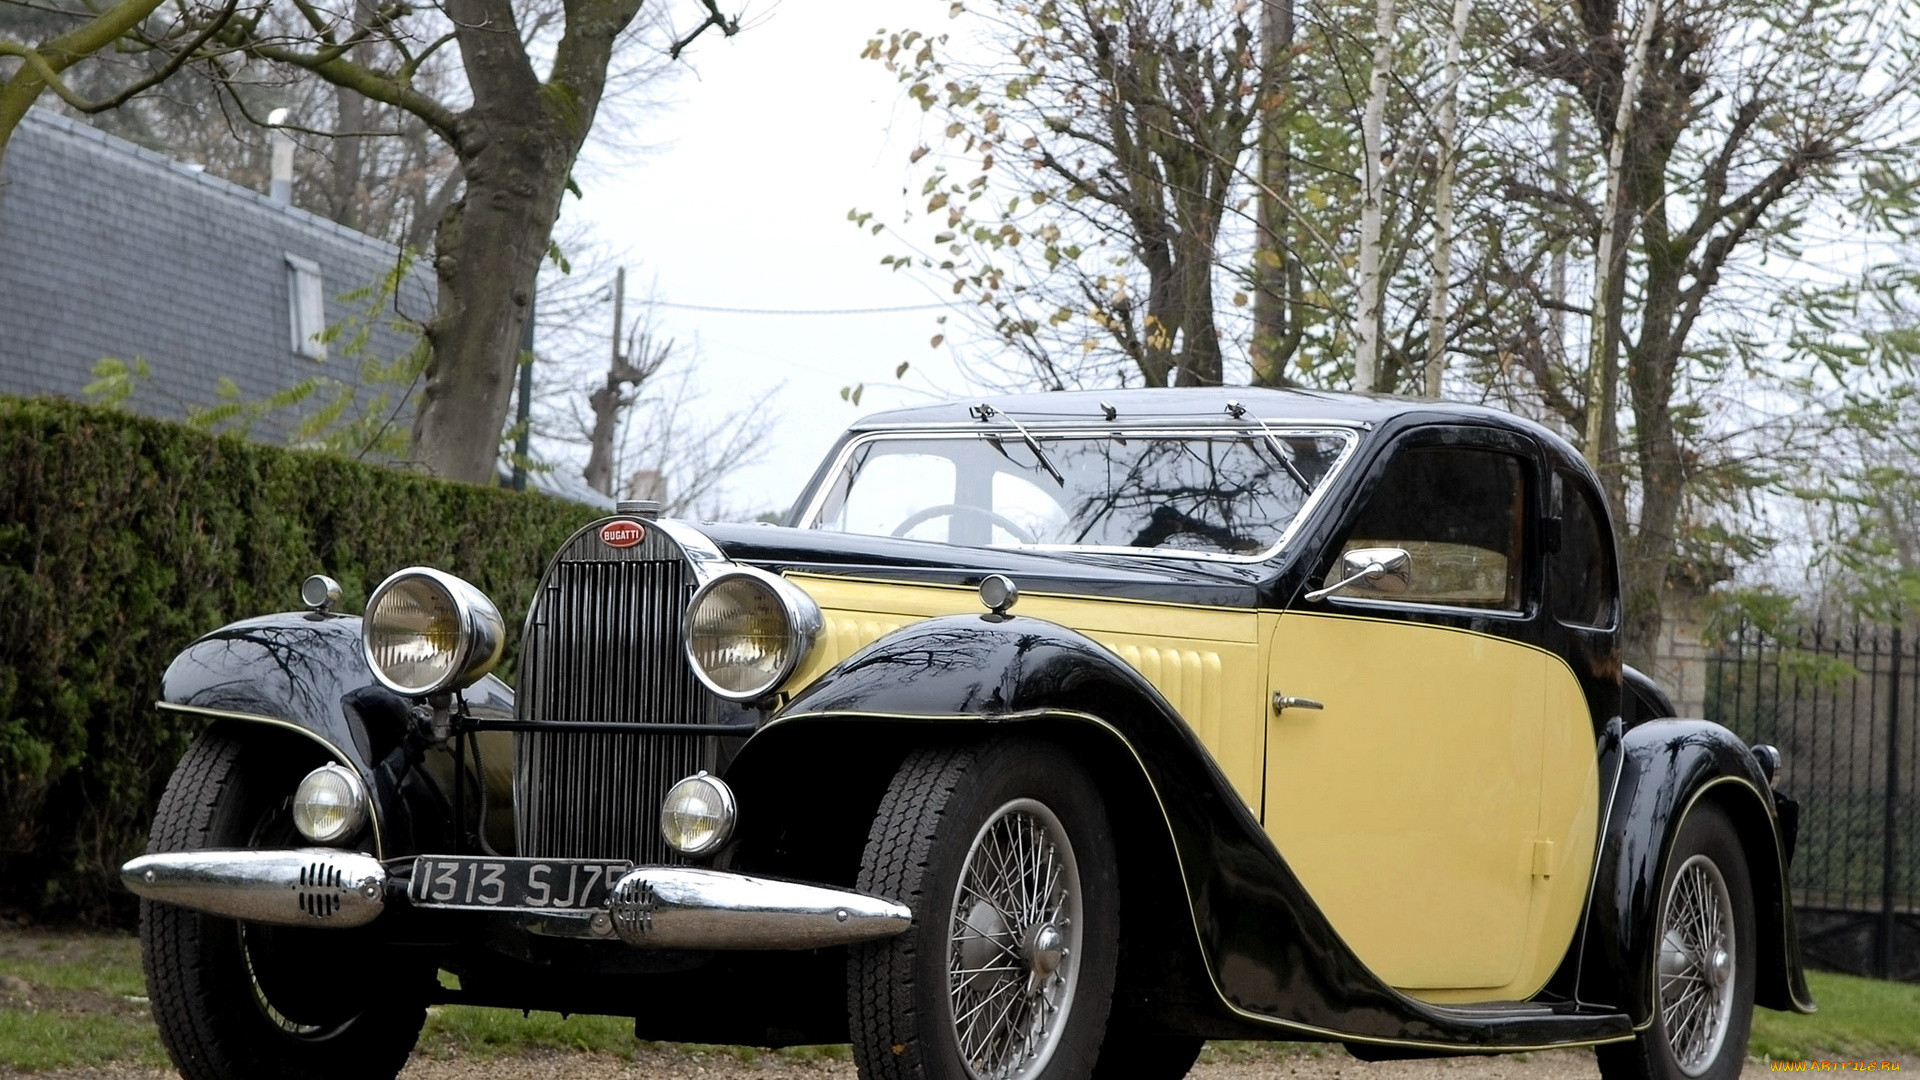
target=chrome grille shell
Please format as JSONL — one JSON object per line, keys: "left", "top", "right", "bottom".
{"left": 514, "top": 519, "right": 724, "bottom": 865}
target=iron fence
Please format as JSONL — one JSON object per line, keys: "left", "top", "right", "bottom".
{"left": 1705, "top": 620, "right": 1919, "bottom": 982}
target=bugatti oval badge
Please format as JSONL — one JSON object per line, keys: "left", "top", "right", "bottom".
{"left": 600, "top": 520, "right": 646, "bottom": 549}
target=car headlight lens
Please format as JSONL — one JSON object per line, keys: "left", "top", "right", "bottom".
{"left": 292, "top": 763, "right": 368, "bottom": 845}
{"left": 683, "top": 568, "right": 822, "bottom": 700}
{"left": 660, "top": 772, "right": 737, "bottom": 856}
{"left": 363, "top": 567, "right": 505, "bottom": 696}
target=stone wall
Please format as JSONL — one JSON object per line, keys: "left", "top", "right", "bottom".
{"left": 1645, "top": 585, "right": 1713, "bottom": 718}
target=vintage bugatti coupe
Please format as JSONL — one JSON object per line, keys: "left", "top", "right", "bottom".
{"left": 124, "top": 387, "right": 1812, "bottom": 1080}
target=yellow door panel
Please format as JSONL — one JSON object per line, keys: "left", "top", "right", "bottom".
{"left": 1398, "top": 667, "right": 1599, "bottom": 1004}
{"left": 782, "top": 574, "right": 1266, "bottom": 807}
{"left": 1265, "top": 612, "right": 1543, "bottom": 991}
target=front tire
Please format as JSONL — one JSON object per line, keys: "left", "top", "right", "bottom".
{"left": 1597, "top": 802, "right": 1756, "bottom": 1080}
{"left": 850, "top": 740, "right": 1120, "bottom": 1080}
{"left": 140, "top": 729, "right": 430, "bottom": 1080}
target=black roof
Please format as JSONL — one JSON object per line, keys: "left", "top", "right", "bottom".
{"left": 849, "top": 386, "right": 1595, "bottom": 481}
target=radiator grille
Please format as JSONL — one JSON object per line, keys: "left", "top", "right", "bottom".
{"left": 515, "top": 523, "right": 721, "bottom": 864}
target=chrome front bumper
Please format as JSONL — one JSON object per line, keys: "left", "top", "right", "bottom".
{"left": 121, "top": 850, "right": 914, "bottom": 949}
{"left": 122, "top": 848, "right": 388, "bottom": 927}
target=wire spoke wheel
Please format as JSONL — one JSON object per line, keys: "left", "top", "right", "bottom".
{"left": 947, "top": 799, "right": 1084, "bottom": 1080}
{"left": 849, "top": 740, "right": 1118, "bottom": 1080}
{"left": 1598, "top": 802, "right": 1755, "bottom": 1080}
{"left": 1657, "top": 855, "right": 1736, "bottom": 1077}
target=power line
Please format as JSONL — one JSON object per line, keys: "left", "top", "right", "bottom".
{"left": 651, "top": 300, "right": 953, "bottom": 316}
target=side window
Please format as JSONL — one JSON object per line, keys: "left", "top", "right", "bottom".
{"left": 1340, "top": 447, "right": 1526, "bottom": 609}
{"left": 1551, "top": 471, "right": 1616, "bottom": 628}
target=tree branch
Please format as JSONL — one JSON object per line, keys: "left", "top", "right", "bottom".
{"left": 668, "top": 0, "right": 738, "bottom": 60}
{"left": 247, "top": 41, "right": 461, "bottom": 147}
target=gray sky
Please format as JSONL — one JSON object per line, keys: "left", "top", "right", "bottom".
{"left": 569, "top": 0, "right": 988, "bottom": 518}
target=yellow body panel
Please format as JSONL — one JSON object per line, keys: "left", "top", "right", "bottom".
{"left": 780, "top": 574, "right": 1597, "bottom": 1005}
{"left": 782, "top": 573, "right": 1267, "bottom": 809}
{"left": 1264, "top": 611, "right": 1597, "bottom": 1002}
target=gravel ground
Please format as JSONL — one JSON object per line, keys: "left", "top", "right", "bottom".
{"left": 5, "top": 1044, "right": 1791, "bottom": 1080}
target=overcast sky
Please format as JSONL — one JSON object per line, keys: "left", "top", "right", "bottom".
{"left": 563, "top": 0, "right": 990, "bottom": 519}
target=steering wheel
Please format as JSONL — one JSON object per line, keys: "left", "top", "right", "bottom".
{"left": 890, "top": 503, "right": 1038, "bottom": 544}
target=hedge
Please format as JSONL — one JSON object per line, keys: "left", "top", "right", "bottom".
{"left": 0, "top": 396, "right": 596, "bottom": 924}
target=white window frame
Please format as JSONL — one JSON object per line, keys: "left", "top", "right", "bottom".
{"left": 286, "top": 254, "right": 326, "bottom": 360}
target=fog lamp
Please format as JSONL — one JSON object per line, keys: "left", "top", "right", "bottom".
{"left": 292, "top": 763, "right": 368, "bottom": 845}
{"left": 660, "top": 772, "right": 737, "bottom": 857}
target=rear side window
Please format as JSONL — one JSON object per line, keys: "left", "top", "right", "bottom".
{"left": 1551, "top": 471, "right": 1616, "bottom": 629}
{"left": 1340, "top": 447, "right": 1526, "bottom": 609}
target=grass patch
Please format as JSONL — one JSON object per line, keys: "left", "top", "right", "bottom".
{"left": 1198, "top": 1040, "right": 1326, "bottom": 1064}
{"left": 1752, "top": 969, "right": 1920, "bottom": 1062}
{"left": 417, "top": 1005, "right": 638, "bottom": 1059}
{"left": 0, "top": 929, "right": 167, "bottom": 1070}
{"left": 4, "top": 926, "right": 1917, "bottom": 1071}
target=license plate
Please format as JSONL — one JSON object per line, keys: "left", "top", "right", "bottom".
{"left": 408, "top": 857, "right": 632, "bottom": 911}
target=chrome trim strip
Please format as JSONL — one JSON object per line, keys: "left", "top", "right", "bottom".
{"left": 795, "top": 425, "right": 1363, "bottom": 565}
{"left": 607, "top": 866, "right": 912, "bottom": 949}
{"left": 153, "top": 703, "right": 386, "bottom": 860}
{"left": 758, "top": 705, "right": 1631, "bottom": 1052}
{"left": 121, "top": 848, "right": 387, "bottom": 928}
{"left": 650, "top": 518, "right": 733, "bottom": 585}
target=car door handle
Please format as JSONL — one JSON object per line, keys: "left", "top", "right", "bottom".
{"left": 1272, "top": 693, "right": 1325, "bottom": 714}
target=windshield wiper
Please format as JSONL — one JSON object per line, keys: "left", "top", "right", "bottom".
{"left": 1225, "top": 400, "right": 1313, "bottom": 495}
{"left": 971, "top": 403, "right": 1066, "bottom": 488}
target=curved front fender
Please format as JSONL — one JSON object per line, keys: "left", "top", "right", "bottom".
{"left": 160, "top": 611, "right": 515, "bottom": 858}
{"left": 1581, "top": 719, "right": 1815, "bottom": 1019}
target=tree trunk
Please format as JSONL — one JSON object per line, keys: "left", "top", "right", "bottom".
{"left": 583, "top": 267, "right": 628, "bottom": 497}
{"left": 406, "top": 0, "right": 639, "bottom": 483}
{"left": 332, "top": 82, "right": 366, "bottom": 231}
{"left": 1585, "top": 0, "right": 1659, "bottom": 471}
{"left": 1621, "top": 158, "right": 1684, "bottom": 670}
{"left": 413, "top": 112, "right": 574, "bottom": 482}
{"left": 1354, "top": 0, "right": 1395, "bottom": 393}
{"left": 1251, "top": 0, "right": 1298, "bottom": 386}
{"left": 1425, "top": 0, "right": 1470, "bottom": 399}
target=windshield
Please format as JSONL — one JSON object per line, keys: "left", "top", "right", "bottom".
{"left": 806, "top": 428, "right": 1355, "bottom": 557}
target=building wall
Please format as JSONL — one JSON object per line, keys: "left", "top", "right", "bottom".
{"left": 0, "top": 108, "right": 433, "bottom": 441}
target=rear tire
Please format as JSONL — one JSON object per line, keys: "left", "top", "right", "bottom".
{"left": 849, "top": 740, "right": 1120, "bottom": 1080}
{"left": 1596, "top": 802, "right": 1756, "bottom": 1080}
{"left": 140, "top": 729, "right": 430, "bottom": 1080}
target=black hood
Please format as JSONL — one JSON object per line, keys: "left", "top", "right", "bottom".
{"left": 689, "top": 520, "right": 1275, "bottom": 609}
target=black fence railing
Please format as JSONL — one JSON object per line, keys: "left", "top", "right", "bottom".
{"left": 1705, "top": 620, "right": 1919, "bottom": 982}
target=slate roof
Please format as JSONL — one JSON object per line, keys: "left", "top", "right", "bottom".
{"left": 0, "top": 107, "right": 434, "bottom": 442}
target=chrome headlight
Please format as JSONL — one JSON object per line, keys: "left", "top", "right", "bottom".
{"left": 683, "top": 567, "right": 822, "bottom": 701}
{"left": 660, "top": 772, "right": 737, "bottom": 856}
{"left": 292, "top": 763, "right": 368, "bottom": 844}
{"left": 362, "top": 567, "right": 505, "bottom": 696}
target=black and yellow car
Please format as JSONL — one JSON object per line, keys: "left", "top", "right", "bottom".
{"left": 123, "top": 387, "right": 1812, "bottom": 1080}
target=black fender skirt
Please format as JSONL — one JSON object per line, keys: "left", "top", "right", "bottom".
{"left": 158, "top": 611, "right": 512, "bottom": 859}
{"left": 1581, "top": 719, "right": 1816, "bottom": 1019}
{"left": 750, "top": 613, "right": 1636, "bottom": 1051}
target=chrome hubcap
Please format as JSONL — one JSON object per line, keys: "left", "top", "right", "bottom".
{"left": 947, "top": 798, "right": 1082, "bottom": 1080}
{"left": 1659, "top": 854, "right": 1736, "bottom": 1076}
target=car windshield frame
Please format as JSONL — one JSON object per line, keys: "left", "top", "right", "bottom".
{"left": 796, "top": 422, "right": 1364, "bottom": 563}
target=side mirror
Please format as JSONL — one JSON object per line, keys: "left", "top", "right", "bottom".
{"left": 1305, "top": 546, "right": 1412, "bottom": 602}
